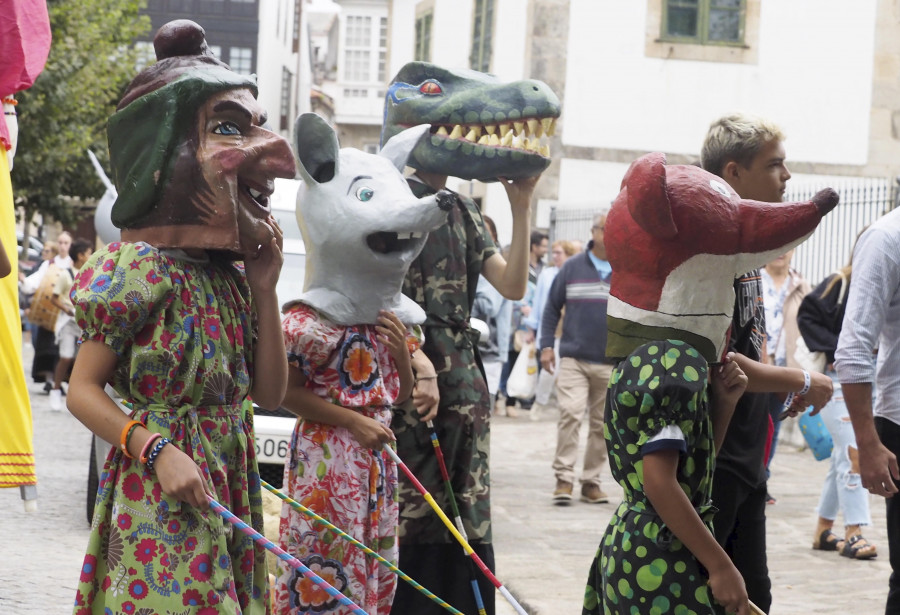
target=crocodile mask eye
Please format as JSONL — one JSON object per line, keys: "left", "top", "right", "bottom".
{"left": 419, "top": 81, "right": 442, "bottom": 95}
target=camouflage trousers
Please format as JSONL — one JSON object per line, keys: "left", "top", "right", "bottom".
{"left": 391, "top": 330, "right": 493, "bottom": 545}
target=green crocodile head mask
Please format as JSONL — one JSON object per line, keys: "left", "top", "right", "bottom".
{"left": 382, "top": 62, "right": 561, "bottom": 181}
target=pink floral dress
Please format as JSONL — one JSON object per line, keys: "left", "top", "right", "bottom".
{"left": 71, "top": 242, "right": 269, "bottom": 615}
{"left": 274, "top": 303, "right": 421, "bottom": 615}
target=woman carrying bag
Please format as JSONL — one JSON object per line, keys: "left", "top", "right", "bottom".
{"left": 799, "top": 250, "right": 878, "bottom": 560}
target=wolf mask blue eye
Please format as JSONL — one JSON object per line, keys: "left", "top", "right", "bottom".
{"left": 356, "top": 187, "right": 374, "bottom": 202}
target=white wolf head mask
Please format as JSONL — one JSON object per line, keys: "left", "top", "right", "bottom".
{"left": 290, "top": 112, "right": 451, "bottom": 325}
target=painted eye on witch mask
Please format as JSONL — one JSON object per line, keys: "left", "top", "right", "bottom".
{"left": 356, "top": 187, "right": 374, "bottom": 202}
{"left": 213, "top": 121, "right": 242, "bottom": 136}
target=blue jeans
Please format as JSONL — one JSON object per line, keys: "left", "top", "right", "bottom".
{"left": 816, "top": 371, "right": 872, "bottom": 526}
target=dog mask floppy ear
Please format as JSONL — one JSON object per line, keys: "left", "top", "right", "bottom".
{"left": 624, "top": 152, "right": 678, "bottom": 239}
{"left": 294, "top": 112, "right": 340, "bottom": 184}
{"left": 378, "top": 124, "right": 431, "bottom": 172}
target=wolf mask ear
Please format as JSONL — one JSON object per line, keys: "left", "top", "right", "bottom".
{"left": 378, "top": 123, "right": 431, "bottom": 172}
{"left": 294, "top": 112, "right": 340, "bottom": 184}
{"left": 623, "top": 152, "right": 678, "bottom": 239}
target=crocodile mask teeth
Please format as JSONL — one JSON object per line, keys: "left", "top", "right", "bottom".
{"left": 382, "top": 61, "right": 561, "bottom": 182}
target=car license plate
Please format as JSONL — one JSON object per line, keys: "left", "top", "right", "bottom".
{"left": 255, "top": 435, "right": 290, "bottom": 464}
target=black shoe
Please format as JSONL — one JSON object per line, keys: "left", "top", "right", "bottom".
{"left": 43, "top": 382, "right": 52, "bottom": 394}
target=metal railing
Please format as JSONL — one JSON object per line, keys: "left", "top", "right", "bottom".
{"left": 785, "top": 177, "right": 898, "bottom": 285}
{"left": 548, "top": 176, "right": 899, "bottom": 286}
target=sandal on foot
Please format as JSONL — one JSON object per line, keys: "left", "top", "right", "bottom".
{"left": 840, "top": 534, "right": 878, "bottom": 559}
{"left": 812, "top": 528, "right": 844, "bottom": 552}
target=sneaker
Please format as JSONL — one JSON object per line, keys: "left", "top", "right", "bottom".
{"left": 580, "top": 483, "right": 610, "bottom": 504}
{"left": 553, "top": 480, "right": 573, "bottom": 505}
{"left": 49, "top": 389, "right": 62, "bottom": 412}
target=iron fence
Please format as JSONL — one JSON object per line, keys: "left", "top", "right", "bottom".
{"left": 548, "top": 176, "right": 899, "bottom": 286}
{"left": 785, "top": 177, "right": 898, "bottom": 285}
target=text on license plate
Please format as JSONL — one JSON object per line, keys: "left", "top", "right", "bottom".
{"left": 255, "top": 436, "right": 289, "bottom": 463}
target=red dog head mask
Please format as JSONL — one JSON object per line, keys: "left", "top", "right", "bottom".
{"left": 606, "top": 152, "right": 838, "bottom": 363}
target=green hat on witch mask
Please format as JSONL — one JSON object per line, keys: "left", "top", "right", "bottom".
{"left": 107, "top": 20, "right": 257, "bottom": 230}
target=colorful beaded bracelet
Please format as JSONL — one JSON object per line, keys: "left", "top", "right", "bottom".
{"left": 145, "top": 437, "right": 171, "bottom": 474}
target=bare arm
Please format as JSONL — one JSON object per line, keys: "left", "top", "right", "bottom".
{"left": 409, "top": 348, "right": 439, "bottom": 421}
{"left": 644, "top": 450, "right": 749, "bottom": 615}
{"left": 481, "top": 175, "right": 540, "bottom": 300}
{"left": 729, "top": 352, "right": 832, "bottom": 413}
{"left": 843, "top": 382, "right": 899, "bottom": 497}
{"left": 709, "top": 353, "right": 748, "bottom": 452}
{"left": 282, "top": 365, "right": 394, "bottom": 449}
{"left": 68, "top": 341, "right": 213, "bottom": 509}
{"left": 246, "top": 223, "right": 288, "bottom": 410}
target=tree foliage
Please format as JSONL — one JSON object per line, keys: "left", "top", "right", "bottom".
{"left": 12, "top": 0, "right": 150, "bottom": 237}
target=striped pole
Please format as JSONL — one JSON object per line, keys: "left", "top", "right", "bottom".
{"left": 260, "top": 480, "right": 463, "bottom": 615}
{"left": 384, "top": 445, "right": 528, "bottom": 615}
{"left": 206, "top": 496, "right": 369, "bottom": 615}
{"left": 426, "top": 420, "right": 487, "bottom": 615}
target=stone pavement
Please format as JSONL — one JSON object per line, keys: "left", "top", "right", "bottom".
{"left": 0, "top": 340, "right": 892, "bottom": 614}
{"left": 490, "top": 406, "right": 891, "bottom": 615}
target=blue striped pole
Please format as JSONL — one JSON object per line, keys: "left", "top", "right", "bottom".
{"left": 206, "top": 496, "right": 369, "bottom": 615}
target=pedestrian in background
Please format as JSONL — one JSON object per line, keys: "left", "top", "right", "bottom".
{"left": 47, "top": 237, "right": 92, "bottom": 411}
{"left": 473, "top": 216, "right": 512, "bottom": 403}
{"left": 760, "top": 248, "right": 810, "bottom": 504}
{"left": 800, "top": 246, "right": 878, "bottom": 560}
{"left": 541, "top": 212, "right": 614, "bottom": 505}
{"left": 524, "top": 239, "right": 576, "bottom": 418}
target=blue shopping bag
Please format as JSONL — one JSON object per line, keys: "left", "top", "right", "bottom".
{"left": 798, "top": 405, "right": 833, "bottom": 461}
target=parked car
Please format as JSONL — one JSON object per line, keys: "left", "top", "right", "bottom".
{"left": 87, "top": 179, "right": 305, "bottom": 522}
{"left": 16, "top": 232, "right": 42, "bottom": 270}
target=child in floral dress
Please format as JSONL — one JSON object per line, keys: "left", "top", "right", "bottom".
{"left": 66, "top": 21, "right": 296, "bottom": 615}
{"left": 273, "top": 305, "right": 416, "bottom": 615}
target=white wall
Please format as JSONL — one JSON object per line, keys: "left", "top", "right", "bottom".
{"left": 257, "top": 0, "right": 299, "bottom": 137}
{"left": 564, "top": 0, "right": 877, "bottom": 162}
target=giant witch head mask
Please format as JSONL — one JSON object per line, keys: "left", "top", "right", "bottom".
{"left": 606, "top": 152, "right": 838, "bottom": 364}
{"left": 382, "top": 62, "right": 561, "bottom": 181}
{"left": 108, "top": 20, "right": 296, "bottom": 254}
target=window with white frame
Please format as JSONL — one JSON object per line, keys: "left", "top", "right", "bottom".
{"left": 344, "top": 49, "right": 371, "bottom": 82}
{"left": 415, "top": 11, "right": 433, "bottom": 62}
{"left": 280, "top": 67, "right": 293, "bottom": 131}
{"left": 470, "top": 0, "right": 494, "bottom": 72}
{"left": 378, "top": 17, "right": 387, "bottom": 82}
{"left": 344, "top": 15, "right": 375, "bottom": 83}
{"left": 346, "top": 15, "right": 372, "bottom": 46}
{"left": 229, "top": 47, "right": 253, "bottom": 74}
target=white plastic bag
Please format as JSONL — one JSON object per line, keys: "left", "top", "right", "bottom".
{"left": 506, "top": 341, "right": 538, "bottom": 399}
{"left": 794, "top": 337, "right": 826, "bottom": 373}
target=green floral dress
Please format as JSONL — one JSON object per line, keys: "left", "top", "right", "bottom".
{"left": 71, "top": 241, "right": 269, "bottom": 615}
{"left": 583, "top": 340, "right": 724, "bottom": 615}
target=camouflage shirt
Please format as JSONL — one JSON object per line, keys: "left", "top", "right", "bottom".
{"left": 392, "top": 177, "right": 499, "bottom": 544}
